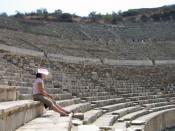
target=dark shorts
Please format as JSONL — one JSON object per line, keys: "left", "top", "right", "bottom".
{"left": 33, "top": 94, "right": 56, "bottom": 108}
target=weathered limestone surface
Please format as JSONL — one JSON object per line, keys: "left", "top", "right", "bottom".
{"left": 0, "top": 85, "right": 16, "bottom": 101}
{"left": 16, "top": 110, "right": 72, "bottom": 131}
{"left": 1, "top": 45, "right": 175, "bottom": 131}
{"left": 130, "top": 109, "right": 175, "bottom": 131}
{"left": 0, "top": 100, "right": 45, "bottom": 131}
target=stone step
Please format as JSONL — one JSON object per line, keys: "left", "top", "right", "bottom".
{"left": 56, "top": 98, "right": 81, "bottom": 107}
{"left": 115, "top": 89, "right": 149, "bottom": 94}
{"left": 107, "top": 105, "right": 142, "bottom": 117}
{"left": 82, "top": 94, "right": 119, "bottom": 102}
{"left": 91, "top": 98, "right": 125, "bottom": 107}
{"left": 5, "top": 71, "right": 21, "bottom": 76}
{"left": 122, "top": 92, "right": 155, "bottom": 97}
{"left": 73, "top": 125, "right": 100, "bottom": 131}
{"left": 52, "top": 93, "right": 73, "bottom": 100}
{"left": 0, "top": 85, "right": 16, "bottom": 101}
{"left": 143, "top": 101, "right": 170, "bottom": 108}
{"left": 19, "top": 94, "right": 33, "bottom": 100}
{"left": 115, "top": 87, "right": 146, "bottom": 91}
{"left": 113, "top": 122, "right": 128, "bottom": 130}
{"left": 169, "top": 97, "right": 175, "bottom": 103}
{"left": 70, "top": 125, "right": 78, "bottom": 131}
{"left": 17, "top": 87, "right": 63, "bottom": 94}
{"left": 118, "top": 109, "right": 149, "bottom": 122}
{"left": 72, "top": 88, "right": 106, "bottom": 93}
{"left": 2, "top": 75, "right": 34, "bottom": 83}
{"left": 77, "top": 92, "right": 111, "bottom": 97}
{"left": 127, "top": 125, "right": 145, "bottom": 131}
{"left": 64, "top": 102, "right": 92, "bottom": 113}
{"left": 0, "top": 100, "right": 45, "bottom": 131}
{"left": 0, "top": 70, "right": 5, "bottom": 75}
{"left": 151, "top": 104, "right": 175, "bottom": 112}
{"left": 165, "top": 94, "right": 175, "bottom": 98}
{"left": 93, "top": 114, "right": 118, "bottom": 127}
{"left": 16, "top": 87, "right": 32, "bottom": 94}
{"left": 45, "top": 88, "right": 63, "bottom": 94}
{"left": 134, "top": 98, "right": 167, "bottom": 105}
{"left": 100, "top": 102, "right": 133, "bottom": 112}
{"left": 83, "top": 109, "right": 104, "bottom": 124}
{"left": 19, "top": 93, "right": 72, "bottom": 100}
{"left": 16, "top": 110, "right": 72, "bottom": 131}
{"left": 128, "top": 95, "right": 162, "bottom": 101}
{"left": 131, "top": 108, "right": 175, "bottom": 125}
{"left": 3, "top": 80, "right": 32, "bottom": 87}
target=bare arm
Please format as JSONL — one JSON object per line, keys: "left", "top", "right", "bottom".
{"left": 37, "top": 82, "right": 53, "bottom": 99}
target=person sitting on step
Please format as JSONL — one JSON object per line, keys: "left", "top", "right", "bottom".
{"left": 32, "top": 69, "right": 71, "bottom": 116}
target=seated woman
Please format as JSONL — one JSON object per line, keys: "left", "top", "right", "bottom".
{"left": 33, "top": 71, "right": 71, "bottom": 116}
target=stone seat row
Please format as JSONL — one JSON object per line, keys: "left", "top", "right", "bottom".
{"left": 71, "top": 85, "right": 107, "bottom": 90}
{"left": 82, "top": 103, "right": 175, "bottom": 131}
{"left": 0, "top": 85, "right": 92, "bottom": 131}
{"left": 0, "top": 85, "right": 45, "bottom": 131}
{"left": 127, "top": 108, "right": 175, "bottom": 131}
{"left": 2, "top": 75, "right": 34, "bottom": 82}
{"left": 15, "top": 110, "right": 72, "bottom": 131}
{"left": 16, "top": 86, "right": 63, "bottom": 94}
{"left": 2, "top": 84, "right": 175, "bottom": 131}
{"left": 80, "top": 92, "right": 175, "bottom": 131}
{"left": 0, "top": 77, "right": 54, "bottom": 89}
{"left": 2, "top": 80, "right": 32, "bottom": 87}
{"left": 77, "top": 91, "right": 111, "bottom": 97}
{"left": 19, "top": 93, "right": 73, "bottom": 100}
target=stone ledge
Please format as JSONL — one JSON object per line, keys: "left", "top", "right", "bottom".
{"left": 0, "top": 100, "right": 42, "bottom": 118}
{"left": 84, "top": 109, "right": 104, "bottom": 124}
{"left": 0, "top": 100, "right": 45, "bottom": 131}
{"left": 130, "top": 108, "right": 175, "bottom": 131}
{"left": 16, "top": 110, "right": 72, "bottom": 131}
{"left": 0, "top": 85, "right": 16, "bottom": 101}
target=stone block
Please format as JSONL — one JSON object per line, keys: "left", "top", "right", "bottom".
{"left": 73, "top": 113, "right": 84, "bottom": 120}
{"left": 0, "top": 100, "right": 45, "bottom": 131}
{"left": 0, "top": 86, "right": 16, "bottom": 101}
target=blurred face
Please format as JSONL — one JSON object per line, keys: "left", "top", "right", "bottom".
{"left": 41, "top": 74, "right": 46, "bottom": 80}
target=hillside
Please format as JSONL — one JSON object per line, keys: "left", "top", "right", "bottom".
{"left": 10, "top": 4, "right": 175, "bottom": 24}
{"left": 0, "top": 15, "right": 175, "bottom": 60}
{"left": 117, "top": 5, "right": 175, "bottom": 23}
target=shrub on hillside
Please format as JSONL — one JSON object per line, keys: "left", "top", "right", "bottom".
{"left": 59, "top": 13, "right": 73, "bottom": 22}
{"left": 14, "top": 11, "right": 24, "bottom": 18}
{"left": 0, "top": 12, "right": 7, "bottom": 17}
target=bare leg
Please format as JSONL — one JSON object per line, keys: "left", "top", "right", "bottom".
{"left": 54, "top": 103, "right": 71, "bottom": 114}
{"left": 51, "top": 105, "right": 69, "bottom": 116}
{"left": 49, "top": 98, "right": 71, "bottom": 114}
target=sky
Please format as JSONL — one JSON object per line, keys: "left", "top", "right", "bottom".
{"left": 0, "top": 0, "right": 175, "bottom": 16}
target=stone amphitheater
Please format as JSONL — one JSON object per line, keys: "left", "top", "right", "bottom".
{"left": 1, "top": 17, "right": 175, "bottom": 131}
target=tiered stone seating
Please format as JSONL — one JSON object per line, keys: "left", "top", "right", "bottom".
{"left": 16, "top": 110, "right": 72, "bottom": 131}
{"left": 81, "top": 96, "right": 175, "bottom": 131}
{"left": 0, "top": 85, "right": 16, "bottom": 101}
{"left": 0, "top": 85, "right": 45, "bottom": 131}
{"left": 128, "top": 108, "right": 175, "bottom": 131}
{"left": 77, "top": 84, "right": 175, "bottom": 131}
{"left": 1, "top": 49, "right": 175, "bottom": 131}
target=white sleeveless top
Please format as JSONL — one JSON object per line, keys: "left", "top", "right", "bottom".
{"left": 33, "top": 78, "right": 44, "bottom": 94}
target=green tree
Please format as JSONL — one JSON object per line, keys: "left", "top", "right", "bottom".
{"left": 112, "top": 12, "right": 119, "bottom": 24}
{"left": 0, "top": 12, "right": 7, "bottom": 17}
{"left": 102, "top": 13, "right": 112, "bottom": 22}
{"left": 14, "top": 11, "right": 24, "bottom": 18}
{"left": 60, "top": 13, "right": 73, "bottom": 22}
{"left": 36, "top": 8, "right": 48, "bottom": 16}
{"left": 89, "top": 11, "right": 97, "bottom": 22}
{"left": 36, "top": 8, "right": 48, "bottom": 19}
{"left": 54, "top": 9, "right": 62, "bottom": 17}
